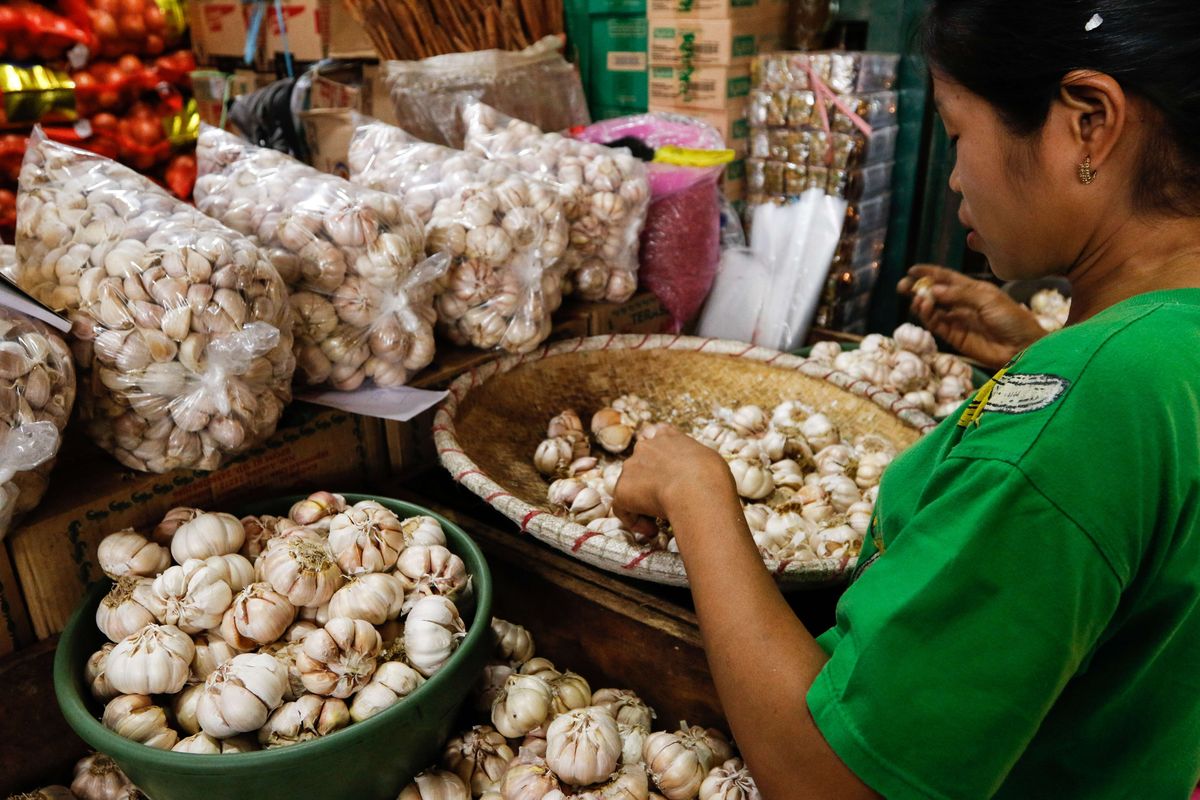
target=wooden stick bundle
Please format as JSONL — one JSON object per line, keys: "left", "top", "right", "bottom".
{"left": 339, "top": 0, "right": 565, "bottom": 61}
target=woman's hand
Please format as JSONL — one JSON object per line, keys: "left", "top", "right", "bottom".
{"left": 898, "top": 264, "right": 1046, "bottom": 369}
{"left": 611, "top": 424, "right": 736, "bottom": 537}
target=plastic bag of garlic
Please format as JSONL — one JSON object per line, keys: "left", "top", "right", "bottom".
{"left": 194, "top": 125, "right": 449, "bottom": 389}
{"left": 0, "top": 304, "right": 76, "bottom": 536}
{"left": 348, "top": 117, "right": 570, "bottom": 355}
{"left": 14, "top": 129, "right": 296, "bottom": 473}
{"left": 461, "top": 100, "right": 651, "bottom": 304}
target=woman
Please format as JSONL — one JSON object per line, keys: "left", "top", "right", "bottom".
{"left": 612, "top": 1, "right": 1200, "bottom": 797}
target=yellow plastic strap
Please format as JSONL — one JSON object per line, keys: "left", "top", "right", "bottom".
{"left": 0, "top": 65, "right": 76, "bottom": 124}
{"left": 652, "top": 145, "right": 737, "bottom": 168}
{"left": 154, "top": 0, "right": 189, "bottom": 40}
{"left": 164, "top": 98, "right": 201, "bottom": 146}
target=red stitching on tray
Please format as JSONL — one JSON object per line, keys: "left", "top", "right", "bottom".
{"left": 571, "top": 530, "right": 601, "bottom": 552}
{"left": 601, "top": 334, "right": 617, "bottom": 350}
{"left": 455, "top": 469, "right": 483, "bottom": 481}
{"left": 737, "top": 344, "right": 754, "bottom": 357}
{"left": 431, "top": 424, "right": 450, "bottom": 434}
{"left": 520, "top": 510, "right": 544, "bottom": 532}
{"left": 636, "top": 334, "right": 651, "bottom": 349}
{"left": 439, "top": 448, "right": 466, "bottom": 457}
{"left": 623, "top": 550, "right": 653, "bottom": 569}
{"left": 698, "top": 338, "right": 715, "bottom": 352}
{"left": 775, "top": 559, "right": 792, "bottom": 574}
{"left": 766, "top": 352, "right": 782, "bottom": 364}
{"left": 485, "top": 491, "right": 511, "bottom": 504}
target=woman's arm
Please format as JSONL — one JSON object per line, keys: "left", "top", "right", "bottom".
{"left": 613, "top": 426, "right": 880, "bottom": 798}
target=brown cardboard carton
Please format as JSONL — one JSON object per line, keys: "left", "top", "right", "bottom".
{"left": 190, "top": 0, "right": 255, "bottom": 62}
{"left": 648, "top": 12, "right": 786, "bottom": 67}
{"left": 265, "top": 0, "right": 327, "bottom": 62}
{"left": 649, "top": 0, "right": 789, "bottom": 20}
{"left": 649, "top": 99, "right": 749, "bottom": 155}
{"left": 648, "top": 64, "right": 751, "bottom": 110}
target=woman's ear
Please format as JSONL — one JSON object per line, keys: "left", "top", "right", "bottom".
{"left": 1057, "top": 69, "right": 1127, "bottom": 167}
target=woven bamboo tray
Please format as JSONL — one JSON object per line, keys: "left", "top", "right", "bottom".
{"left": 434, "top": 335, "right": 938, "bottom": 587}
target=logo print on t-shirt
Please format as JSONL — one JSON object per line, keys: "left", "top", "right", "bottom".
{"left": 981, "top": 373, "right": 1071, "bottom": 414}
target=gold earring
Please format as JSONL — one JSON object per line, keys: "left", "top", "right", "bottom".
{"left": 1079, "top": 155, "right": 1097, "bottom": 184}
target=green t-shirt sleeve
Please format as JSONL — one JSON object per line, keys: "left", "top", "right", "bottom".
{"left": 807, "top": 457, "right": 1123, "bottom": 800}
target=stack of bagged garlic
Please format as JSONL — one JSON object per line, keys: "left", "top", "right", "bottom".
{"left": 194, "top": 125, "right": 446, "bottom": 389}
{"left": 804, "top": 324, "right": 977, "bottom": 420}
{"left": 348, "top": 118, "right": 569, "bottom": 355}
{"left": 14, "top": 131, "right": 294, "bottom": 472}
{"left": 397, "top": 617, "right": 760, "bottom": 800}
{"left": 85, "top": 492, "right": 472, "bottom": 753}
{"left": 462, "top": 101, "right": 650, "bottom": 304}
{"left": 534, "top": 395, "right": 896, "bottom": 566}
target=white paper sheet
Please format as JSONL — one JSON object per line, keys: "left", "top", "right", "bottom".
{"left": 297, "top": 385, "right": 448, "bottom": 422}
{"left": 0, "top": 276, "right": 72, "bottom": 334}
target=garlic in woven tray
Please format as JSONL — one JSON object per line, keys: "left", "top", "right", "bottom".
{"left": 259, "top": 530, "right": 345, "bottom": 607}
{"left": 591, "top": 408, "right": 635, "bottom": 455}
{"left": 500, "top": 754, "right": 562, "bottom": 800}
{"left": 297, "top": 616, "right": 382, "bottom": 698}
{"left": 327, "top": 502, "right": 406, "bottom": 575}
{"left": 727, "top": 458, "right": 775, "bottom": 501}
{"left": 398, "top": 769, "right": 471, "bottom": 800}
{"left": 95, "top": 576, "right": 156, "bottom": 642}
{"left": 197, "top": 651, "right": 289, "bottom": 738}
{"left": 170, "top": 512, "right": 245, "bottom": 563}
{"left": 348, "top": 659, "right": 425, "bottom": 722}
{"left": 71, "top": 752, "right": 131, "bottom": 800}
{"left": 106, "top": 624, "right": 194, "bottom": 695}
{"left": 16, "top": 134, "right": 294, "bottom": 474}
{"left": 196, "top": 125, "right": 443, "bottom": 388}
{"left": 492, "top": 617, "right": 536, "bottom": 664}
{"left": 545, "top": 706, "right": 622, "bottom": 786}
{"left": 103, "top": 694, "right": 179, "bottom": 749}
{"left": 258, "top": 693, "right": 351, "bottom": 748}
{"left": 492, "top": 673, "right": 554, "bottom": 738}
{"left": 592, "top": 689, "right": 656, "bottom": 730}
{"left": 536, "top": 437, "right": 577, "bottom": 478}
{"left": 405, "top": 594, "right": 466, "bottom": 678}
{"left": 220, "top": 581, "right": 296, "bottom": 649}
{"left": 145, "top": 559, "right": 234, "bottom": 633}
{"left": 395, "top": 544, "right": 470, "bottom": 611}
{"left": 443, "top": 725, "right": 514, "bottom": 796}
{"left": 97, "top": 530, "right": 170, "bottom": 580}
{"left": 461, "top": 102, "right": 648, "bottom": 304}
{"left": 327, "top": 571, "right": 406, "bottom": 624}
{"left": 87, "top": 643, "right": 119, "bottom": 701}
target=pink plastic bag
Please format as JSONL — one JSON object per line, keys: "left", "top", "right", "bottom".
{"left": 573, "top": 113, "right": 725, "bottom": 332}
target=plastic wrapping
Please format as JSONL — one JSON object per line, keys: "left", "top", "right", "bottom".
{"left": 0, "top": 295, "right": 76, "bottom": 533}
{"left": 15, "top": 129, "right": 295, "bottom": 473}
{"left": 383, "top": 37, "right": 589, "bottom": 148}
{"left": 573, "top": 113, "right": 725, "bottom": 332}
{"left": 195, "top": 125, "right": 446, "bottom": 389}
{"left": 462, "top": 101, "right": 649, "bottom": 303}
{"left": 349, "top": 118, "right": 568, "bottom": 354}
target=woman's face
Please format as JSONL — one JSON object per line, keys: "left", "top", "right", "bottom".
{"left": 933, "top": 74, "right": 1084, "bottom": 280}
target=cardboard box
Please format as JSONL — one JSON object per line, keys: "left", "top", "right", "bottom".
{"left": 721, "top": 157, "right": 746, "bottom": 201}
{"left": 649, "top": 98, "right": 749, "bottom": 155}
{"left": 266, "top": 0, "right": 327, "bottom": 62}
{"left": 327, "top": 1, "right": 376, "bottom": 58}
{"left": 649, "top": 63, "right": 750, "bottom": 109}
{"left": 189, "top": 0, "right": 255, "bottom": 63}
{"left": 0, "top": 544, "right": 33, "bottom": 658}
{"left": 649, "top": 0, "right": 788, "bottom": 19}
{"left": 362, "top": 64, "right": 399, "bottom": 126}
{"left": 558, "top": 291, "right": 673, "bottom": 338}
{"left": 9, "top": 406, "right": 387, "bottom": 640}
{"left": 648, "top": 13, "right": 785, "bottom": 66}
{"left": 589, "top": 15, "right": 649, "bottom": 112}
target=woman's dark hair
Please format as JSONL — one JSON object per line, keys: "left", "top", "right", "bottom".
{"left": 921, "top": 0, "right": 1200, "bottom": 215}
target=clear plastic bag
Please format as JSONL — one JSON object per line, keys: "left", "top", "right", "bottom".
{"left": 15, "top": 129, "right": 295, "bottom": 473}
{"left": 0, "top": 244, "right": 17, "bottom": 283}
{"left": 0, "top": 305, "right": 75, "bottom": 529}
{"left": 349, "top": 117, "right": 568, "bottom": 354}
{"left": 461, "top": 100, "right": 650, "bottom": 304}
{"left": 195, "top": 125, "right": 448, "bottom": 389}
{"left": 383, "top": 37, "right": 589, "bottom": 148}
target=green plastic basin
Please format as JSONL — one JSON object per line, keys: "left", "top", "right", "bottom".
{"left": 54, "top": 494, "right": 493, "bottom": 800}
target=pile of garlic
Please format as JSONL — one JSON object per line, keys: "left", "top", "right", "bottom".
{"left": 1029, "top": 288, "right": 1070, "bottom": 332}
{"left": 533, "top": 395, "right": 895, "bottom": 566}
{"left": 804, "top": 324, "right": 977, "bottom": 420}
{"left": 84, "top": 492, "right": 471, "bottom": 753}
{"left": 14, "top": 133, "right": 295, "bottom": 472}
{"left": 462, "top": 101, "right": 650, "bottom": 304}
{"left": 396, "top": 618, "right": 760, "bottom": 800}
{"left": 348, "top": 119, "right": 569, "bottom": 355}
{"left": 195, "top": 125, "right": 445, "bottom": 389}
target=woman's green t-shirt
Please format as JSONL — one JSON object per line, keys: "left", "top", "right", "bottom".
{"left": 807, "top": 289, "right": 1200, "bottom": 799}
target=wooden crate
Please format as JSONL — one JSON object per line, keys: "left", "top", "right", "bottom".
{"left": 0, "top": 540, "right": 33, "bottom": 658}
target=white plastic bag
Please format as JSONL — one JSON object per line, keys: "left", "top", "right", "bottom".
{"left": 461, "top": 100, "right": 649, "bottom": 303}
{"left": 195, "top": 125, "right": 447, "bottom": 389}
{"left": 349, "top": 118, "right": 568, "bottom": 354}
{"left": 16, "top": 129, "right": 295, "bottom": 473}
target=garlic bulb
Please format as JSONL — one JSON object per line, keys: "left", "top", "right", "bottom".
{"left": 103, "top": 694, "right": 179, "bottom": 749}
{"left": 348, "top": 659, "right": 425, "bottom": 721}
{"left": 818, "top": 474, "right": 861, "bottom": 513}
{"left": 297, "top": 616, "right": 382, "bottom": 698}
{"left": 491, "top": 617, "right": 535, "bottom": 664}
{"left": 258, "top": 693, "right": 351, "bottom": 748}
{"left": 395, "top": 544, "right": 470, "bottom": 610}
{"left": 173, "top": 682, "right": 205, "bottom": 735}
{"left": 518, "top": 657, "right": 560, "bottom": 681}
{"left": 476, "top": 663, "right": 514, "bottom": 712}
{"left": 575, "top": 764, "right": 651, "bottom": 800}
{"left": 549, "top": 670, "right": 593, "bottom": 715}
{"left": 71, "top": 753, "right": 131, "bottom": 800}
{"left": 398, "top": 769, "right": 470, "bottom": 800}
{"left": 592, "top": 689, "right": 655, "bottom": 730}
{"left": 220, "top": 582, "right": 296, "bottom": 649}
{"left": 535, "top": 437, "right": 575, "bottom": 477}
{"left": 492, "top": 673, "right": 553, "bottom": 738}
{"left": 11, "top": 787, "right": 75, "bottom": 800}
{"left": 172, "top": 732, "right": 223, "bottom": 754}
{"left": 285, "top": 619, "right": 320, "bottom": 642}
{"left": 442, "top": 725, "right": 514, "bottom": 796}
{"left": 171, "top": 512, "right": 245, "bottom": 563}
{"left": 203, "top": 553, "right": 256, "bottom": 592}
{"left": 681, "top": 726, "right": 734, "bottom": 770}
{"left": 698, "top": 759, "right": 761, "bottom": 800}
{"left": 153, "top": 506, "right": 201, "bottom": 546}
{"left": 618, "top": 723, "right": 650, "bottom": 767}
{"left": 404, "top": 595, "right": 466, "bottom": 678}
{"left": 545, "top": 706, "right": 622, "bottom": 786}
{"left": 96, "top": 576, "right": 157, "bottom": 643}
{"left": 799, "top": 414, "right": 839, "bottom": 451}
{"left": 401, "top": 515, "right": 448, "bottom": 547}
{"left": 327, "top": 504, "right": 406, "bottom": 575}
{"left": 97, "top": 530, "right": 170, "bottom": 580}
{"left": 259, "top": 532, "right": 345, "bottom": 607}
{"left": 727, "top": 458, "right": 774, "bottom": 501}
{"left": 288, "top": 491, "right": 347, "bottom": 530}
{"left": 106, "top": 624, "right": 194, "bottom": 695}
{"left": 644, "top": 730, "right": 714, "bottom": 800}
{"left": 261, "top": 640, "right": 307, "bottom": 701}
{"left": 197, "top": 652, "right": 288, "bottom": 738}
{"left": 86, "top": 643, "right": 119, "bottom": 701}
{"left": 240, "top": 514, "right": 292, "bottom": 559}
{"left": 190, "top": 632, "right": 238, "bottom": 683}
{"left": 328, "top": 571, "right": 406, "bottom": 624}
{"left": 592, "top": 408, "right": 634, "bottom": 454}
{"left": 499, "top": 754, "right": 561, "bottom": 800}
{"left": 893, "top": 322, "right": 936, "bottom": 355}
{"left": 146, "top": 560, "right": 234, "bottom": 633}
